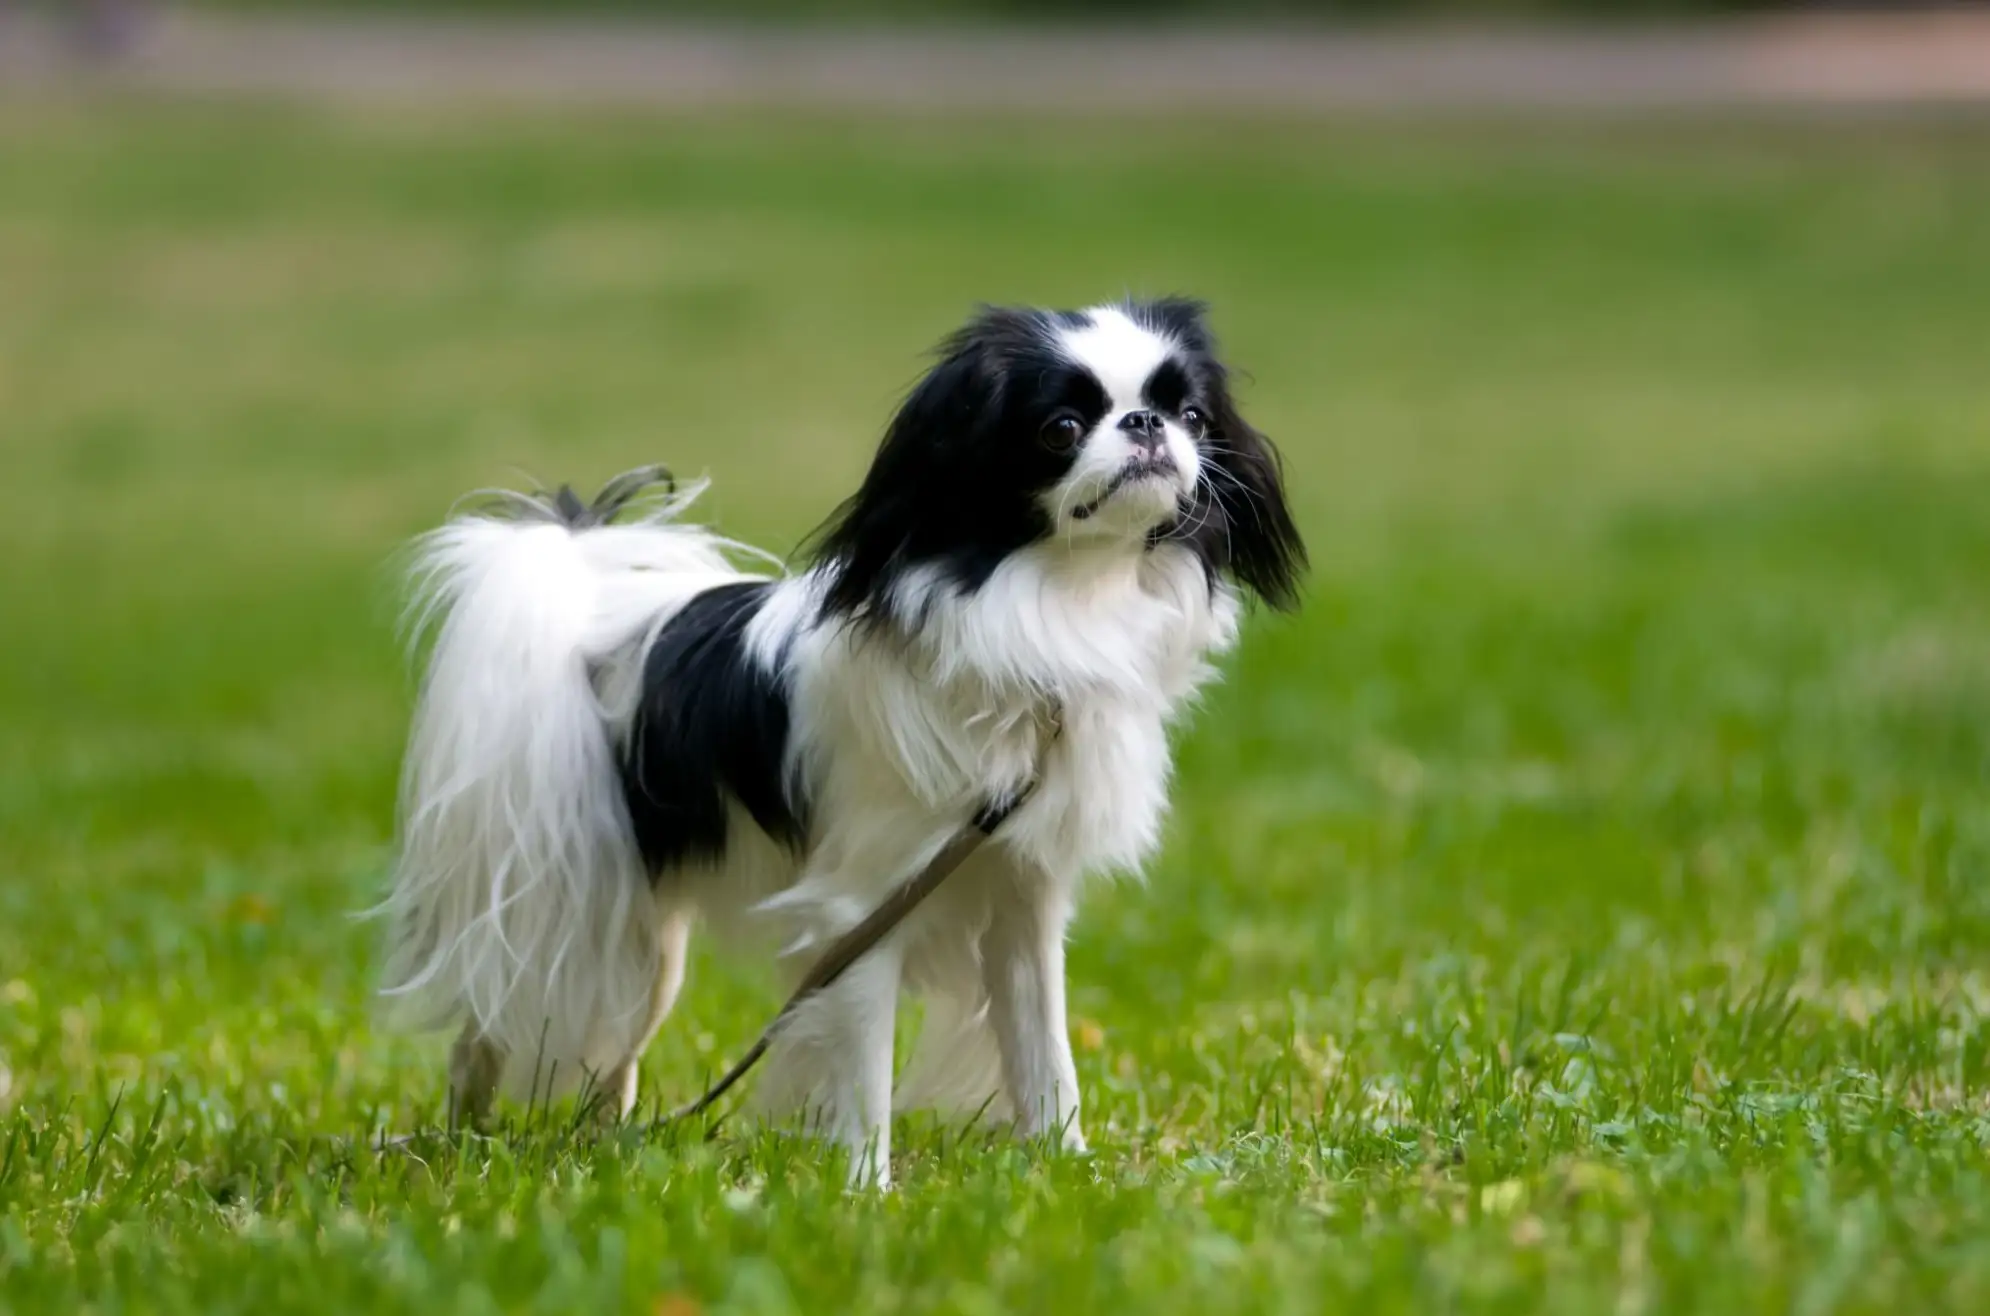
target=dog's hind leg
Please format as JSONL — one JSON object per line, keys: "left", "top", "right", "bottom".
{"left": 447, "top": 1026, "right": 505, "bottom": 1132}
{"left": 594, "top": 906, "right": 693, "bottom": 1124}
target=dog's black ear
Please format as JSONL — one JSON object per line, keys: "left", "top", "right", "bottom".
{"left": 1141, "top": 299, "right": 1307, "bottom": 610}
{"left": 810, "top": 313, "right": 1013, "bottom": 620}
{"left": 1201, "top": 396, "right": 1306, "bottom": 610}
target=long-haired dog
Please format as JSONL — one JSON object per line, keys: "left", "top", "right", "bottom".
{"left": 378, "top": 298, "right": 1304, "bottom": 1184}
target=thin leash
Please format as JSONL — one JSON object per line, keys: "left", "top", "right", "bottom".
{"left": 660, "top": 705, "right": 1064, "bottom": 1128}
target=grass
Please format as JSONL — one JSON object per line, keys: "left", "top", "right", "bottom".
{"left": 2, "top": 106, "right": 1990, "bottom": 1313}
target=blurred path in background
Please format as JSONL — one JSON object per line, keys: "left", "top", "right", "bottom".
{"left": 3, "top": 8, "right": 1990, "bottom": 110}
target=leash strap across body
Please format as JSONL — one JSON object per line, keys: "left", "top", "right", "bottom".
{"left": 663, "top": 708, "right": 1063, "bottom": 1125}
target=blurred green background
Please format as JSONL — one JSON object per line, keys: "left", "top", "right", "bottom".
{"left": 2, "top": 49, "right": 1989, "bottom": 1316}
{"left": 200, "top": 1, "right": 1789, "bottom": 15}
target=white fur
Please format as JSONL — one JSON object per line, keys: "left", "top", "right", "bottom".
{"left": 1046, "top": 306, "right": 1202, "bottom": 540}
{"left": 380, "top": 309, "right": 1246, "bottom": 1184}
{"left": 1057, "top": 305, "right": 1177, "bottom": 406}
{"left": 687, "top": 536, "right": 1236, "bottom": 1182}
{"left": 377, "top": 499, "right": 756, "bottom": 1098}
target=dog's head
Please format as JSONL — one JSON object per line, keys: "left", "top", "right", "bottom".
{"left": 814, "top": 299, "right": 1305, "bottom": 621}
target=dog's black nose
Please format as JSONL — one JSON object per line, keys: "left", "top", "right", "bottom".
{"left": 1117, "top": 410, "right": 1165, "bottom": 449}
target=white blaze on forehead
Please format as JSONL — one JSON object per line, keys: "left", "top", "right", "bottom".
{"left": 1055, "top": 306, "right": 1176, "bottom": 412}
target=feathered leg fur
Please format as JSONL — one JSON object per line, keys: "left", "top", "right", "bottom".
{"left": 594, "top": 907, "right": 693, "bottom": 1122}
{"left": 981, "top": 869, "right": 1085, "bottom": 1150}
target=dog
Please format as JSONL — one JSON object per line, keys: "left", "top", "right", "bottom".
{"left": 378, "top": 298, "right": 1304, "bottom": 1185}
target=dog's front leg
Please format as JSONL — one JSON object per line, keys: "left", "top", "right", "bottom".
{"left": 754, "top": 936, "right": 904, "bottom": 1188}
{"left": 983, "top": 871, "right": 1086, "bottom": 1152}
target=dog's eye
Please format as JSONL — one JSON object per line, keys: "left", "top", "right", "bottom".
{"left": 1041, "top": 413, "right": 1087, "bottom": 452}
{"left": 1180, "top": 406, "right": 1208, "bottom": 434}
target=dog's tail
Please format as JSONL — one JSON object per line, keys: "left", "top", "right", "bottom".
{"left": 376, "top": 469, "right": 750, "bottom": 1098}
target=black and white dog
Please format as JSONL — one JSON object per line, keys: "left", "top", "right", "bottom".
{"left": 379, "top": 299, "right": 1303, "bottom": 1184}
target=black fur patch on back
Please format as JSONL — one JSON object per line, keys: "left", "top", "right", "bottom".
{"left": 619, "top": 581, "right": 808, "bottom": 877}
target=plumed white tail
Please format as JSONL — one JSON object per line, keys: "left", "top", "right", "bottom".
{"left": 377, "top": 487, "right": 750, "bottom": 1097}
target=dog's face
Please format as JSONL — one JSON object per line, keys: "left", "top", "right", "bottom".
{"left": 1015, "top": 307, "right": 1207, "bottom": 542}
{"left": 815, "top": 299, "right": 1305, "bottom": 619}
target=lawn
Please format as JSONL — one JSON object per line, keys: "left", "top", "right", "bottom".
{"left": 3, "top": 107, "right": 1990, "bottom": 1313}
